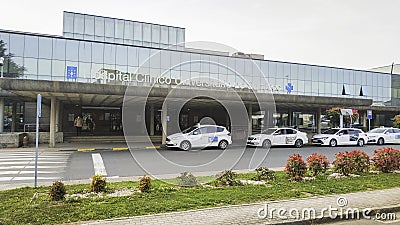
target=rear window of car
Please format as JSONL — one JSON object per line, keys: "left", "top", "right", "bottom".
{"left": 217, "top": 127, "right": 224, "bottom": 132}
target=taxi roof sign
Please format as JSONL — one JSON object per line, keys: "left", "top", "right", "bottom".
{"left": 340, "top": 109, "right": 353, "bottom": 116}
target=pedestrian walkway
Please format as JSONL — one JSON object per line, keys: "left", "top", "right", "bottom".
{"left": 0, "top": 151, "right": 70, "bottom": 184}
{"left": 82, "top": 188, "right": 400, "bottom": 225}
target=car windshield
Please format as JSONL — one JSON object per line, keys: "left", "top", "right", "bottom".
{"left": 323, "top": 129, "right": 340, "bottom": 135}
{"left": 367, "top": 128, "right": 386, "bottom": 134}
{"left": 261, "top": 128, "right": 277, "bottom": 135}
{"left": 182, "top": 126, "right": 199, "bottom": 134}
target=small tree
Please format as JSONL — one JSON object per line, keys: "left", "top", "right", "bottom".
{"left": 285, "top": 154, "right": 307, "bottom": 181}
{"left": 326, "top": 107, "right": 359, "bottom": 127}
{"left": 393, "top": 115, "right": 400, "bottom": 128}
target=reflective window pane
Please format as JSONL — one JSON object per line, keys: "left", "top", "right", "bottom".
{"left": 9, "top": 34, "right": 24, "bottom": 57}
{"left": 79, "top": 41, "right": 92, "bottom": 62}
{"left": 115, "top": 19, "right": 124, "bottom": 39}
{"left": 52, "top": 39, "right": 65, "bottom": 60}
{"left": 38, "top": 59, "right": 51, "bottom": 75}
{"left": 24, "top": 35, "right": 38, "bottom": 58}
{"left": 104, "top": 44, "right": 116, "bottom": 65}
{"left": 133, "top": 22, "right": 142, "bottom": 41}
{"left": 95, "top": 16, "right": 105, "bottom": 37}
{"left": 24, "top": 57, "right": 37, "bottom": 75}
{"left": 84, "top": 15, "right": 95, "bottom": 36}
{"left": 63, "top": 12, "right": 74, "bottom": 33}
{"left": 92, "top": 42, "right": 104, "bottom": 63}
{"left": 52, "top": 60, "right": 65, "bottom": 77}
{"left": 105, "top": 18, "right": 115, "bottom": 38}
{"left": 66, "top": 40, "right": 79, "bottom": 61}
{"left": 142, "top": 23, "right": 151, "bottom": 44}
{"left": 74, "top": 14, "right": 85, "bottom": 34}
{"left": 124, "top": 21, "right": 134, "bottom": 41}
{"left": 116, "top": 45, "right": 128, "bottom": 65}
{"left": 38, "top": 37, "right": 52, "bottom": 59}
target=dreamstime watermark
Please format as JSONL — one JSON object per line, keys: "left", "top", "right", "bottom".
{"left": 257, "top": 197, "right": 396, "bottom": 221}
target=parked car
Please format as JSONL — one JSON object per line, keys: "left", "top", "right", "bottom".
{"left": 247, "top": 127, "right": 308, "bottom": 148}
{"left": 366, "top": 127, "right": 400, "bottom": 145}
{"left": 166, "top": 124, "right": 232, "bottom": 151}
{"left": 312, "top": 128, "right": 368, "bottom": 147}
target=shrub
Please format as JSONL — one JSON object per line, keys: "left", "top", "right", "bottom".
{"left": 252, "top": 167, "right": 276, "bottom": 181}
{"left": 307, "top": 153, "right": 330, "bottom": 176}
{"left": 285, "top": 154, "right": 307, "bottom": 181}
{"left": 393, "top": 114, "right": 400, "bottom": 128}
{"left": 372, "top": 147, "right": 400, "bottom": 173}
{"left": 333, "top": 150, "right": 370, "bottom": 175}
{"left": 49, "top": 181, "right": 66, "bottom": 201}
{"left": 90, "top": 174, "right": 107, "bottom": 193}
{"left": 177, "top": 172, "right": 199, "bottom": 187}
{"left": 215, "top": 170, "right": 242, "bottom": 186}
{"left": 138, "top": 175, "right": 152, "bottom": 193}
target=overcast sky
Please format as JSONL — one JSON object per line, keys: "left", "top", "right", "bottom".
{"left": 0, "top": 0, "right": 398, "bottom": 70}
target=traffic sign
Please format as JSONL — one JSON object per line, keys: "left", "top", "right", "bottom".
{"left": 367, "top": 110, "right": 372, "bottom": 120}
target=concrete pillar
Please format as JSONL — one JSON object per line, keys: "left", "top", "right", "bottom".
{"left": 11, "top": 101, "right": 17, "bottom": 132}
{"left": 150, "top": 104, "right": 155, "bottom": 136}
{"left": 316, "top": 107, "right": 322, "bottom": 134}
{"left": 226, "top": 115, "right": 230, "bottom": 130}
{"left": 55, "top": 100, "right": 60, "bottom": 132}
{"left": 288, "top": 109, "right": 293, "bottom": 127}
{"left": 49, "top": 96, "right": 56, "bottom": 148}
{"left": 161, "top": 102, "right": 167, "bottom": 145}
{"left": 0, "top": 98, "right": 3, "bottom": 132}
{"left": 247, "top": 104, "right": 252, "bottom": 135}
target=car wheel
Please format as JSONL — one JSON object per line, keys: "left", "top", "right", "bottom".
{"left": 262, "top": 139, "right": 272, "bottom": 148}
{"left": 377, "top": 138, "right": 384, "bottom": 145}
{"left": 180, "top": 140, "right": 191, "bottom": 151}
{"left": 329, "top": 139, "right": 337, "bottom": 147}
{"left": 294, "top": 139, "right": 303, "bottom": 148}
{"left": 218, "top": 140, "right": 228, "bottom": 150}
{"left": 357, "top": 139, "right": 364, "bottom": 147}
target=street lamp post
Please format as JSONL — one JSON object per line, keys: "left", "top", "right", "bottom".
{"left": 0, "top": 57, "right": 4, "bottom": 78}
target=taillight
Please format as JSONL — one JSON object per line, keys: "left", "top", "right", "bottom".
{"left": 227, "top": 132, "right": 231, "bottom": 136}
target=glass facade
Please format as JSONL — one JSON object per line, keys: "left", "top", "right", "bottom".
{"left": 0, "top": 11, "right": 398, "bottom": 106}
{"left": 63, "top": 12, "right": 185, "bottom": 49}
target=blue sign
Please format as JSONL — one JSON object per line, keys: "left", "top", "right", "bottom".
{"left": 285, "top": 83, "right": 294, "bottom": 93}
{"left": 208, "top": 136, "right": 218, "bottom": 142}
{"left": 66, "top": 66, "right": 77, "bottom": 79}
{"left": 367, "top": 110, "right": 372, "bottom": 120}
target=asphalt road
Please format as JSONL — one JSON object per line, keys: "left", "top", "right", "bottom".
{"left": 63, "top": 144, "right": 399, "bottom": 181}
{"left": 1, "top": 144, "right": 399, "bottom": 185}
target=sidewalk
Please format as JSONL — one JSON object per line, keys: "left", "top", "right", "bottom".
{"left": 81, "top": 188, "right": 400, "bottom": 225}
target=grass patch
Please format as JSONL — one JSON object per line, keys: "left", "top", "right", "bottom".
{"left": 0, "top": 172, "right": 399, "bottom": 224}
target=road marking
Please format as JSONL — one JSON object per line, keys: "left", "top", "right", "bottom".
{"left": 91, "top": 153, "right": 107, "bottom": 176}
{"left": 145, "top": 146, "right": 160, "bottom": 149}
{"left": 78, "top": 148, "right": 95, "bottom": 152}
{"left": 112, "top": 147, "right": 128, "bottom": 151}
{"left": 0, "top": 171, "right": 59, "bottom": 175}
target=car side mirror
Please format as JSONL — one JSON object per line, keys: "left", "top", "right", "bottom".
{"left": 192, "top": 131, "right": 199, "bottom": 135}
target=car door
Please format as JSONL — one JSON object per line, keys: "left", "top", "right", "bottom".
{"left": 337, "top": 129, "right": 350, "bottom": 145}
{"left": 385, "top": 129, "right": 396, "bottom": 143}
{"left": 393, "top": 128, "right": 400, "bottom": 144}
{"left": 272, "top": 129, "right": 287, "bottom": 145}
{"left": 205, "top": 126, "right": 219, "bottom": 147}
{"left": 189, "top": 127, "right": 204, "bottom": 147}
{"left": 348, "top": 129, "right": 360, "bottom": 145}
{"left": 284, "top": 129, "right": 297, "bottom": 145}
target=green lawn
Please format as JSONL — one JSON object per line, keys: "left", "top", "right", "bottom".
{"left": 0, "top": 172, "right": 399, "bottom": 225}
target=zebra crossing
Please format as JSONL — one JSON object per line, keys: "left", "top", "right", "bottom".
{"left": 0, "top": 151, "right": 71, "bottom": 184}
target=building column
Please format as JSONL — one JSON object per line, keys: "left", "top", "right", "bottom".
{"left": 150, "top": 104, "right": 155, "bottom": 136}
{"left": 316, "top": 107, "right": 322, "bottom": 134}
{"left": 161, "top": 102, "right": 167, "bottom": 145}
{"left": 11, "top": 101, "right": 17, "bottom": 132}
{"left": 247, "top": 104, "right": 252, "bottom": 135}
{"left": 288, "top": 109, "right": 293, "bottom": 127}
{"left": 0, "top": 98, "right": 4, "bottom": 132}
{"left": 55, "top": 100, "right": 60, "bottom": 132}
{"left": 49, "top": 97, "right": 56, "bottom": 148}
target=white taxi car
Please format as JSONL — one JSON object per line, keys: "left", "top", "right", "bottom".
{"left": 166, "top": 125, "right": 232, "bottom": 151}
{"left": 366, "top": 127, "right": 400, "bottom": 145}
{"left": 312, "top": 128, "right": 368, "bottom": 147}
{"left": 247, "top": 128, "right": 308, "bottom": 148}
